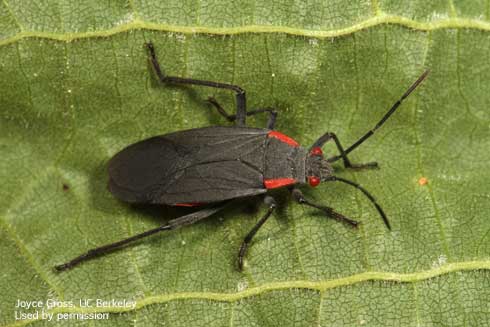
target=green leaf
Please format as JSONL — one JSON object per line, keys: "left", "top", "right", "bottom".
{"left": 1, "top": 1, "right": 489, "bottom": 326}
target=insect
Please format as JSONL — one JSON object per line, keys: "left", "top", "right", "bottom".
{"left": 54, "top": 42, "right": 429, "bottom": 272}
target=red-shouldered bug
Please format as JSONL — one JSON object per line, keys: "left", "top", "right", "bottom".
{"left": 54, "top": 42, "right": 429, "bottom": 272}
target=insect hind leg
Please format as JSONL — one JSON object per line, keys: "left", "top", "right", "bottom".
{"left": 54, "top": 204, "right": 227, "bottom": 272}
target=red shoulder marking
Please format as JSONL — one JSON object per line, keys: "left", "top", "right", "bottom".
{"left": 264, "top": 178, "right": 296, "bottom": 189}
{"left": 267, "top": 131, "right": 299, "bottom": 147}
{"left": 173, "top": 203, "right": 203, "bottom": 207}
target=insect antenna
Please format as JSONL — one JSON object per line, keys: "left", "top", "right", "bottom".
{"left": 328, "top": 70, "right": 429, "bottom": 163}
{"left": 325, "top": 176, "right": 391, "bottom": 230}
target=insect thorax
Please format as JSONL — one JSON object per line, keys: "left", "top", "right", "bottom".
{"left": 263, "top": 137, "right": 307, "bottom": 183}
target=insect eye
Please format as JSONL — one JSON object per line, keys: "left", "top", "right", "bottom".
{"left": 308, "top": 176, "right": 321, "bottom": 187}
{"left": 310, "top": 147, "right": 323, "bottom": 156}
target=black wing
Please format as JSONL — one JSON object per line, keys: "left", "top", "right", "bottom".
{"left": 108, "top": 126, "right": 268, "bottom": 204}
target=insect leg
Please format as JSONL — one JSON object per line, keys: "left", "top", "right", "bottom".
{"left": 238, "top": 196, "right": 276, "bottom": 271}
{"left": 207, "top": 97, "right": 277, "bottom": 129}
{"left": 321, "top": 70, "right": 429, "bottom": 165}
{"left": 311, "top": 132, "right": 378, "bottom": 169}
{"left": 290, "top": 188, "right": 359, "bottom": 227}
{"left": 54, "top": 204, "right": 227, "bottom": 272}
{"left": 146, "top": 42, "right": 247, "bottom": 126}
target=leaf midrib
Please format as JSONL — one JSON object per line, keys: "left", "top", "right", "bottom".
{"left": 2, "top": 15, "right": 490, "bottom": 47}
{"left": 4, "top": 260, "right": 490, "bottom": 327}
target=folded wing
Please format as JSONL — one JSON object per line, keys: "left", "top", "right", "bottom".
{"left": 108, "top": 127, "right": 268, "bottom": 204}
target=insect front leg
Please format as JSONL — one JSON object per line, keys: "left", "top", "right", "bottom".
{"left": 238, "top": 195, "right": 276, "bottom": 271}
{"left": 290, "top": 188, "right": 359, "bottom": 227}
{"left": 145, "top": 42, "right": 248, "bottom": 126}
{"left": 207, "top": 97, "right": 277, "bottom": 129}
{"left": 311, "top": 132, "right": 378, "bottom": 170}
{"left": 313, "top": 70, "right": 429, "bottom": 168}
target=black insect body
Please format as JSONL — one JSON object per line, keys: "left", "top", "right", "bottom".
{"left": 108, "top": 127, "right": 328, "bottom": 205}
{"left": 54, "top": 42, "right": 429, "bottom": 272}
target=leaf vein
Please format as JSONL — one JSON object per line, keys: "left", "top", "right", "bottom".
{"left": 5, "top": 261, "right": 490, "bottom": 327}
{"left": 3, "top": 16, "right": 490, "bottom": 47}
{"left": 0, "top": 217, "right": 64, "bottom": 300}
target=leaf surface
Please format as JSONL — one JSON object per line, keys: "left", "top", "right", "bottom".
{"left": 1, "top": 1, "right": 489, "bottom": 326}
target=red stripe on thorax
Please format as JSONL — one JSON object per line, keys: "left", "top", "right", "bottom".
{"left": 173, "top": 203, "right": 203, "bottom": 207}
{"left": 264, "top": 178, "right": 296, "bottom": 189}
{"left": 267, "top": 131, "right": 299, "bottom": 147}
